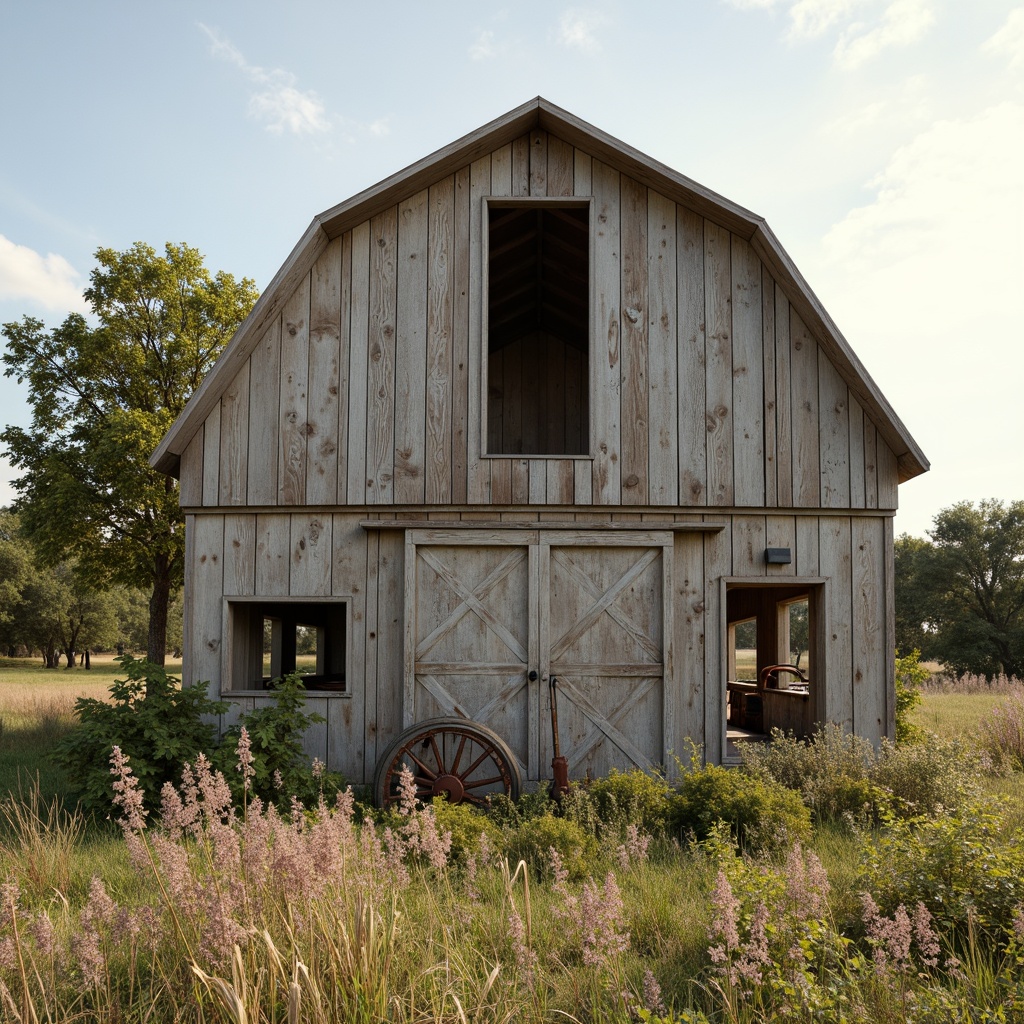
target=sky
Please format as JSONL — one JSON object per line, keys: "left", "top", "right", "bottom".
{"left": 0, "top": 0, "right": 1021, "bottom": 540}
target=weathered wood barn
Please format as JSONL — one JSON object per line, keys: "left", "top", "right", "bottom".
{"left": 152, "top": 97, "right": 927, "bottom": 800}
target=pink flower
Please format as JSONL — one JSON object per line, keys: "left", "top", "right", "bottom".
{"left": 109, "top": 746, "right": 147, "bottom": 831}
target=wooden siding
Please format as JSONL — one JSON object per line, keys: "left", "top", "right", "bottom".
{"left": 182, "top": 130, "right": 899, "bottom": 515}
{"left": 188, "top": 508, "right": 892, "bottom": 783}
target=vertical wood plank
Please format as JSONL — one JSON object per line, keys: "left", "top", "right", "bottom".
{"left": 703, "top": 522, "right": 731, "bottom": 764}
{"left": 395, "top": 189, "right": 429, "bottom": 503}
{"left": 592, "top": 159, "right": 621, "bottom": 505}
{"left": 512, "top": 459, "right": 530, "bottom": 504}
{"left": 331, "top": 515, "right": 367, "bottom": 782}
{"left": 307, "top": 237, "right": 342, "bottom": 505}
{"left": 512, "top": 135, "right": 530, "bottom": 197}
{"left": 247, "top": 322, "right": 281, "bottom": 505}
{"left": 467, "top": 156, "right": 491, "bottom": 503}
{"left": 705, "top": 221, "right": 733, "bottom": 506}
{"left": 362, "top": 528, "right": 381, "bottom": 777}
{"left": 529, "top": 130, "right": 547, "bottom": 196}
{"left": 864, "top": 421, "right": 879, "bottom": 508}
{"left": 574, "top": 148, "right": 595, "bottom": 508}
{"left": 620, "top": 175, "right": 649, "bottom": 504}
{"left": 202, "top": 407, "right": 220, "bottom": 506}
{"left": 877, "top": 438, "right": 898, "bottom": 510}
{"left": 451, "top": 167, "right": 470, "bottom": 504}
{"left": 337, "top": 233, "right": 352, "bottom": 503}
{"left": 796, "top": 515, "right": 820, "bottom": 577}
{"left": 731, "top": 236, "right": 764, "bottom": 506}
{"left": 223, "top": 514, "right": 256, "bottom": 596}
{"left": 547, "top": 135, "right": 574, "bottom": 196}
{"left": 427, "top": 177, "right": 455, "bottom": 504}
{"left": 674, "top": 533, "right": 705, "bottom": 761}
{"left": 765, "top": 515, "right": 796, "bottom": 579}
{"left": 491, "top": 143, "right": 512, "bottom": 196}
{"left": 731, "top": 516, "right": 767, "bottom": 577}
{"left": 255, "top": 514, "right": 290, "bottom": 597}
{"left": 375, "top": 531, "right": 404, "bottom": 753}
{"left": 191, "top": 516, "right": 224, "bottom": 690}
{"left": 347, "top": 223, "right": 370, "bottom": 505}
{"left": 529, "top": 460, "right": 547, "bottom": 504}
{"left": 219, "top": 365, "right": 249, "bottom": 505}
{"left": 852, "top": 517, "right": 886, "bottom": 745}
{"left": 179, "top": 427, "right": 204, "bottom": 508}
{"left": 279, "top": 277, "right": 310, "bottom": 506}
{"left": 491, "top": 459, "right": 513, "bottom": 504}
{"left": 849, "top": 395, "right": 866, "bottom": 509}
{"left": 677, "top": 209, "right": 706, "bottom": 505}
{"left": 762, "top": 268, "right": 778, "bottom": 508}
{"left": 289, "top": 513, "right": 332, "bottom": 597}
{"left": 775, "top": 288, "right": 793, "bottom": 507}
{"left": 884, "top": 515, "right": 896, "bottom": 740}
{"left": 367, "top": 208, "right": 398, "bottom": 504}
{"left": 818, "top": 353, "right": 850, "bottom": 508}
{"left": 648, "top": 189, "right": 678, "bottom": 506}
{"left": 546, "top": 460, "right": 574, "bottom": 505}
{"left": 790, "top": 311, "right": 820, "bottom": 507}
{"left": 820, "top": 516, "right": 853, "bottom": 731}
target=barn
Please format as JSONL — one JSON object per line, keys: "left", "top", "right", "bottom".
{"left": 151, "top": 97, "right": 928, "bottom": 802}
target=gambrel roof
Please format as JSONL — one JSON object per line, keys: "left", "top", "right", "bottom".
{"left": 152, "top": 96, "right": 928, "bottom": 482}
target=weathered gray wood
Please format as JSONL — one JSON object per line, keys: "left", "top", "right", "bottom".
{"left": 467, "top": 155, "right": 491, "bottom": 503}
{"left": 704, "top": 221, "right": 733, "bottom": 506}
{"left": 864, "top": 420, "right": 879, "bottom": 509}
{"left": 731, "top": 516, "right": 767, "bottom": 577}
{"left": 790, "top": 311, "right": 819, "bottom": 507}
{"left": 765, "top": 515, "right": 796, "bottom": 579}
{"left": 347, "top": 223, "right": 370, "bottom": 505}
{"left": 362, "top": 526, "right": 381, "bottom": 777}
{"left": 849, "top": 396, "right": 866, "bottom": 508}
{"left": 818, "top": 353, "right": 850, "bottom": 508}
{"left": 820, "top": 516, "right": 853, "bottom": 731}
{"left": 796, "top": 515, "right": 819, "bottom": 576}
{"left": 884, "top": 515, "right": 896, "bottom": 740}
{"left": 852, "top": 516, "right": 886, "bottom": 745}
{"left": 673, "top": 532, "right": 704, "bottom": 764}
{"left": 255, "top": 514, "right": 290, "bottom": 597}
{"left": 731, "top": 236, "right": 764, "bottom": 506}
{"left": 762, "top": 268, "right": 778, "bottom": 507}
{"left": 877, "top": 437, "right": 898, "bottom": 510}
{"left": 202, "top": 405, "right": 220, "bottom": 507}
{"left": 307, "top": 237, "right": 342, "bottom": 505}
{"left": 620, "top": 175, "right": 649, "bottom": 504}
{"left": 191, "top": 515, "right": 224, "bottom": 689}
{"left": 279, "top": 276, "right": 310, "bottom": 506}
{"left": 367, "top": 208, "right": 398, "bottom": 504}
{"left": 395, "top": 189, "right": 429, "bottom": 504}
{"left": 529, "top": 129, "right": 547, "bottom": 196}
{"left": 375, "top": 530, "right": 405, "bottom": 753}
{"left": 774, "top": 287, "right": 793, "bottom": 507}
{"left": 219, "top": 364, "right": 250, "bottom": 505}
{"left": 179, "top": 427, "right": 204, "bottom": 508}
{"left": 247, "top": 322, "right": 281, "bottom": 506}
{"left": 702, "top": 519, "right": 731, "bottom": 763}
{"left": 547, "top": 134, "right": 574, "bottom": 197}
{"left": 452, "top": 166, "right": 471, "bottom": 504}
{"left": 677, "top": 208, "right": 706, "bottom": 505}
{"left": 290, "top": 514, "right": 332, "bottom": 597}
{"left": 223, "top": 514, "right": 257, "bottom": 596}
{"left": 647, "top": 189, "right": 677, "bottom": 506}
{"left": 425, "top": 185, "right": 455, "bottom": 507}
{"left": 592, "top": 160, "right": 621, "bottom": 504}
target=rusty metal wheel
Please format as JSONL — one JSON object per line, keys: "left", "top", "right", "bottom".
{"left": 373, "top": 717, "right": 521, "bottom": 808}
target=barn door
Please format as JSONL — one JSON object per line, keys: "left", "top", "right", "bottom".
{"left": 541, "top": 534, "right": 672, "bottom": 779}
{"left": 405, "top": 529, "right": 672, "bottom": 783}
{"left": 405, "top": 532, "right": 538, "bottom": 780}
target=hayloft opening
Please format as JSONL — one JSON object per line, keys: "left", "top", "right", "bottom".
{"left": 486, "top": 202, "right": 590, "bottom": 456}
{"left": 228, "top": 599, "right": 348, "bottom": 693}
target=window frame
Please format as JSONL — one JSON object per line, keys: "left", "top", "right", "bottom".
{"left": 481, "top": 196, "right": 595, "bottom": 460}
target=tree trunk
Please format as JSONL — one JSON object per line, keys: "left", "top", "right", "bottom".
{"left": 85, "top": 649, "right": 91, "bottom": 670}
{"left": 148, "top": 554, "right": 171, "bottom": 666}
{"left": 65, "top": 648, "right": 77, "bottom": 669}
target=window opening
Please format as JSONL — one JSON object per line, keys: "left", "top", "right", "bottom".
{"left": 230, "top": 600, "right": 347, "bottom": 692}
{"left": 486, "top": 203, "right": 589, "bottom": 455}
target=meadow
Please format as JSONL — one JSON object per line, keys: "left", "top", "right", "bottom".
{"left": 0, "top": 657, "right": 1023, "bottom": 1023}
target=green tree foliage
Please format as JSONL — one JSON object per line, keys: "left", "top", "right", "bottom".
{"left": 907, "top": 500, "right": 1024, "bottom": 679}
{"left": 0, "top": 509, "right": 31, "bottom": 638}
{"left": 1, "top": 243, "right": 257, "bottom": 663}
{"left": 894, "top": 533, "right": 933, "bottom": 655}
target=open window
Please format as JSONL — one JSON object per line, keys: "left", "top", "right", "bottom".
{"left": 227, "top": 599, "right": 348, "bottom": 693}
{"left": 486, "top": 201, "right": 590, "bottom": 455}
{"left": 724, "top": 583, "right": 822, "bottom": 760}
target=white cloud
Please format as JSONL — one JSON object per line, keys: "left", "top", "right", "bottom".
{"left": 833, "top": 0, "right": 935, "bottom": 69}
{"left": 788, "top": 0, "right": 865, "bottom": 39}
{"left": 0, "top": 236, "right": 86, "bottom": 312}
{"left": 823, "top": 73, "right": 929, "bottom": 137}
{"left": 558, "top": 9, "right": 609, "bottom": 53}
{"left": 199, "top": 24, "right": 329, "bottom": 135}
{"left": 983, "top": 8, "right": 1024, "bottom": 70}
{"left": 469, "top": 29, "right": 497, "bottom": 60}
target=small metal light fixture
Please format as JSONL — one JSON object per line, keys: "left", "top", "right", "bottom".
{"left": 765, "top": 547, "right": 792, "bottom": 565}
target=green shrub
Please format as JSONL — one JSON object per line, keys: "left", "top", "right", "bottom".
{"left": 741, "top": 724, "right": 881, "bottom": 823}
{"left": 504, "top": 811, "right": 597, "bottom": 879}
{"left": 585, "top": 767, "right": 670, "bottom": 839}
{"left": 895, "top": 649, "right": 928, "bottom": 744}
{"left": 55, "top": 656, "right": 227, "bottom": 816}
{"left": 872, "top": 735, "right": 982, "bottom": 816}
{"left": 215, "top": 674, "right": 337, "bottom": 807}
{"left": 667, "top": 763, "right": 810, "bottom": 856}
{"left": 432, "top": 798, "right": 502, "bottom": 865}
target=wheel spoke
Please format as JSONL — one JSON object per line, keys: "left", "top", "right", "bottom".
{"left": 462, "top": 774, "right": 506, "bottom": 789}
{"left": 428, "top": 734, "right": 445, "bottom": 775}
{"left": 402, "top": 748, "right": 438, "bottom": 780}
{"left": 450, "top": 733, "right": 468, "bottom": 775}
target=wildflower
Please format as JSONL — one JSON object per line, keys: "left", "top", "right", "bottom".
{"left": 708, "top": 869, "right": 741, "bottom": 966}
{"left": 311, "top": 757, "right": 325, "bottom": 781}
{"left": 912, "top": 902, "right": 940, "bottom": 969}
{"left": 398, "top": 765, "right": 418, "bottom": 816}
{"left": 861, "top": 893, "right": 913, "bottom": 975}
{"left": 642, "top": 968, "right": 666, "bottom": 1015}
{"left": 110, "top": 746, "right": 148, "bottom": 831}
{"left": 785, "top": 843, "right": 830, "bottom": 920}
{"left": 735, "top": 902, "right": 771, "bottom": 984}
{"left": 273, "top": 769, "right": 284, "bottom": 791}
{"left": 236, "top": 727, "right": 256, "bottom": 789}
{"left": 508, "top": 904, "right": 537, "bottom": 976}
{"left": 615, "top": 823, "right": 651, "bottom": 870}
{"left": 579, "top": 871, "right": 630, "bottom": 969}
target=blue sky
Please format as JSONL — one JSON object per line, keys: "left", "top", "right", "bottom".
{"left": 1, "top": 0, "right": 1021, "bottom": 538}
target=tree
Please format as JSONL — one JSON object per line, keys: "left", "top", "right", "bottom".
{"left": 1, "top": 243, "right": 257, "bottom": 663}
{"left": 907, "top": 500, "right": 1024, "bottom": 679}
{"left": 894, "top": 533, "right": 933, "bottom": 655}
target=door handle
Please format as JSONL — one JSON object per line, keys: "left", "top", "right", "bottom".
{"left": 528, "top": 670, "right": 538, "bottom": 682}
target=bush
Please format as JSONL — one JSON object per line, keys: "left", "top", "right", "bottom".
{"left": 895, "top": 649, "right": 928, "bottom": 744}
{"left": 872, "top": 735, "right": 983, "bottom": 815}
{"left": 55, "top": 656, "right": 227, "bottom": 816}
{"left": 667, "top": 763, "right": 810, "bottom": 856}
{"left": 585, "top": 767, "right": 670, "bottom": 839}
{"left": 503, "top": 812, "right": 598, "bottom": 879}
{"left": 432, "top": 798, "right": 502, "bottom": 865}
{"left": 215, "top": 674, "right": 337, "bottom": 807}
{"left": 741, "top": 724, "right": 880, "bottom": 823}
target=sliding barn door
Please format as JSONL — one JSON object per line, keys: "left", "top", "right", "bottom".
{"left": 542, "top": 535, "right": 672, "bottom": 779}
{"left": 405, "top": 530, "right": 672, "bottom": 783}
{"left": 405, "top": 533, "right": 537, "bottom": 779}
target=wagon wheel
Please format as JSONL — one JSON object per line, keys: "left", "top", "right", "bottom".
{"left": 373, "top": 717, "right": 521, "bottom": 808}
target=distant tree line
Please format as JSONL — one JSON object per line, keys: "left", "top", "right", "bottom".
{"left": 0, "top": 507, "right": 182, "bottom": 667}
{"left": 896, "top": 499, "right": 1024, "bottom": 679}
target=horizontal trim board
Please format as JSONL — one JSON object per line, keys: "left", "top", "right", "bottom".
{"left": 362, "top": 519, "right": 726, "bottom": 532}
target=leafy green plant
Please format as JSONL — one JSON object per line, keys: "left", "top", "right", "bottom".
{"left": 895, "top": 649, "right": 928, "bottom": 743}
{"left": 431, "top": 797, "right": 502, "bottom": 865}
{"left": 872, "top": 735, "right": 982, "bottom": 816}
{"left": 668, "top": 763, "right": 810, "bottom": 855}
{"left": 586, "top": 767, "right": 670, "bottom": 839}
{"left": 54, "top": 655, "right": 226, "bottom": 815}
{"left": 215, "top": 673, "right": 337, "bottom": 807}
{"left": 504, "top": 811, "right": 597, "bottom": 879}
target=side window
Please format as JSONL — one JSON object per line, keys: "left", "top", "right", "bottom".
{"left": 228, "top": 599, "right": 348, "bottom": 693}
{"left": 486, "top": 201, "right": 590, "bottom": 456}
